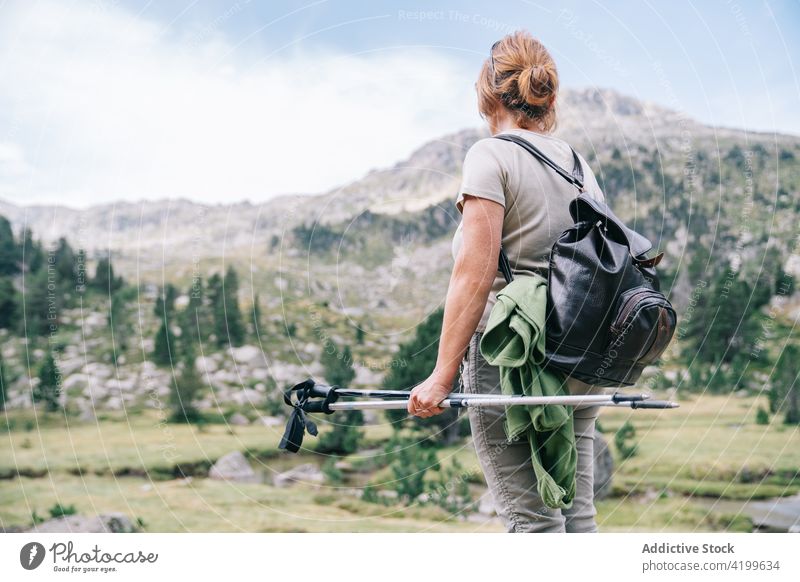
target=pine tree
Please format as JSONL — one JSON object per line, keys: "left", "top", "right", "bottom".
{"left": 769, "top": 345, "right": 800, "bottom": 425}
{"left": 168, "top": 342, "right": 203, "bottom": 423}
{"left": 92, "top": 256, "right": 123, "bottom": 294}
{"left": 382, "top": 308, "right": 461, "bottom": 444}
{"left": 22, "top": 268, "right": 59, "bottom": 337}
{"left": 108, "top": 287, "right": 133, "bottom": 359}
{"left": 222, "top": 266, "right": 245, "bottom": 346}
{"left": 316, "top": 340, "right": 362, "bottom": 455}
{"left": 0, "top": 352, "right": 7, "bottom": 411}
{"left": 0, "top": 276, "right": 17, "bottom": 330}
{"left": 20, "top": 227, "right": 44, "bottom": 274}
{"left": 321, "top": 343, "right": 356, "bottom": 387}
{"left": 35, "top": 352, "right": 61, "bottom": 412}
{"left": 152, "top": 320, "right": 177, "bottom": 367}
{"left": 251, "top": 293, "right": 262, "bottom": 339}
{"left": 74, "top": 249, "right": 87, "bottom": 294}
{"left": 52, "top": 237, "right": 76, "bottom": 284}
{"left": 207, "top": 273, "right": 226, "bottom": 345}
{"left": 179, "top": 278, "right": 208, "bottom": 347}
{"left": 154, "top": 284, "right": 177, "bottom": 319}
{"left": 0, "top": 215, "right": 19, "bottom": 276}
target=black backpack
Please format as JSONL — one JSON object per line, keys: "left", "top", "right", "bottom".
{"left": 494, "top": 134, "right": 677, "bottom": 387}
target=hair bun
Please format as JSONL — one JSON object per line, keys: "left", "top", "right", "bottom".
{"left": 476, "top": 30, "right": 559, "bottom": 132}
{"left": 517, "top": 63, "right": 555, "bottom": 108}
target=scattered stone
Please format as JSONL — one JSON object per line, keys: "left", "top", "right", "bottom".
{"left": 78, "top": 407, "right": 96, "bottom": 423}
{"left": 209, "top": 451, "right": 259, "bottom": 483}
{"left": 361, "top": 410, "right": 379, "bottom": 425}
{"left": 106, "top": 396, "right": 123, "bottom": 410}
{"left": 59, "top": 358, "right": 85, "bottom": 376}
{"left": 334, "top": 460, "right": 354, "bottom": 473}
{"left": 27, "top": 513, "right": 137, "bottom": 533}
{"left": 230, "top": 345, "right": 265, "bottom": 366}
{"left": 354, "top": 366, "right": 383, "bottom": 387}
{"left": 63, "top": 374, "right": 89, "bottom": 393}
{"left": 477, "top": 492, "right": 497, "bottom": 516}
{"left": 211, "top": 369, "right": 238, "bottom": 385}
{"left": 84, "top": 362, "right": 112, "bottom": 379}
{"left": 256, "top": 415, "right": 283, "bottom": 427}
{"left": 273, "top": 463, "right": 325, "bottom": 488}
{"left": 195, "top": 356, "right": 218, "bottom": 373}
{"left": 232, "top": 389, "right": 264, "bottom": 406}
{"left": 228, "top": 413, "right": 250, "bottom": 426}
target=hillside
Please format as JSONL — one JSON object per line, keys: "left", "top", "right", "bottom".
{"left": 2, "top": 85, "right": 800, "bottom": 397}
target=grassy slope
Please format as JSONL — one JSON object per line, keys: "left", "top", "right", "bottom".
{"left": 1, "top": 394, "right": 798, "bottom": 532}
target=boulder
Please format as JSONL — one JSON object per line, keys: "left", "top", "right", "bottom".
{"left": 209, "top": 451, "right": 258, "bottom": 483}
{"left": 84, "top": 362, "right": 112, "bottom": 379}
{"left": 58, "top": 358, "right": 85, "bottom": 376}
{"left": 477, "top": 491, "right": 497, "bottom": 516}
{"left": 62, "top": 373, "right": 89, "bottom": 392}
{"left": 195, "top": 356, "right": 218, "bottom": 373}
{"left": 106, "top": 396, "right": 123, "bottom": 410}
{"left": 255, "top": 415, "right": 284, "bottom": 427}
{"left": 78, "top": 407, "right": 96, "bottom": 423}
{"left": 593, "top": 431, "right": 614, "bottom": 500}
{"left": 273, "top": 463, "right": 325, "bottom": 488}
{"left": 230, "top": 345, "right": 265, "bottom": 366}
{"left": 228, "top": 413, "right": 250, "bottom": 426}
{"left": 232, "top": 389, "right": 264, "bottom": 407}
{"left": 27, "top": 513, "right": 137, "bottom": 533}
{"left": 211, "top": 369, "right": 238, "bottom": 385}
{"left": 354, "top": 366, "right": 383, "bottom": 387}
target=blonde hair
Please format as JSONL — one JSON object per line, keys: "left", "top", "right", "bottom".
{"left": 477, "top": 30, "right": 558, "bottom": 132}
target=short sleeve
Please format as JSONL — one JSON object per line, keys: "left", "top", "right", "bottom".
{"left": 455, "top": 139, "right": 507, "bottom": 213}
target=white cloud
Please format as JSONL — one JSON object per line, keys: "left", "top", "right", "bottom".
{"left": 0, "top": 1, "right": 479, "bottom": 207}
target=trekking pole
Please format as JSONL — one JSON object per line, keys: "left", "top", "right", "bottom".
{"left": 278, "top": 378, "right": 679, "bottom": 453}
{"left": 318, "top": 393, "right": 668, "bottom": 411}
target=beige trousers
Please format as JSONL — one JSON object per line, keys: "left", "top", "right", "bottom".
{"left": 461, "top": 331, "right": 602, "bottom": 533}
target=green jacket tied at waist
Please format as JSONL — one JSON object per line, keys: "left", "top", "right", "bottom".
{"left": 479, "top": 274, "right": 577, "bottom": 509}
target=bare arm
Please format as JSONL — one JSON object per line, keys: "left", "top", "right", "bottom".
{"left": 407, "top": 195, "right": 504, "bottom": 417}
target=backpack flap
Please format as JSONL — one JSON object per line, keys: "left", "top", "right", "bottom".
{"left": 569, "top": 194, "right": 653, "bottom": 258}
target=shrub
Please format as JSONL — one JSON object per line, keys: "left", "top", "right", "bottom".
{"left": 615, "top": 420, "right": 638, "bottom": 460}
{"left": 48, "top": 502, "right": 77, "bottom": 519}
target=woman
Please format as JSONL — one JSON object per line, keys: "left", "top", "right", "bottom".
{"left": 407, "top": 30, "right": 606, "bottom": 533}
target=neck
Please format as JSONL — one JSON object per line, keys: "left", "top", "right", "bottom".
{"left": 491, "top": 113, "right": 539, "bottom": 136}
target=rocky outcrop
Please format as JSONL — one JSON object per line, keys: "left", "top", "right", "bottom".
{"left": 208, "top": 451, "right": 259, "bottom": 483}
{"left": 27, "top": 513, "right": 137, "bottom": 533}
{"left": 273, "top": 463, "right": 325, "bottom": 488}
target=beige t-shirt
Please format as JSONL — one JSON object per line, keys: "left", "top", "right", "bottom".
{"left": 452, "top": 128, "right": 605, "bottom": 332}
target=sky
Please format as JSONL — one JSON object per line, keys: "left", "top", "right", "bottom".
{"left": 0, "top": 0, "right": 798, "bottom": 207}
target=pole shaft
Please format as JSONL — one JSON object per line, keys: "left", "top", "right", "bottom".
{"left": 327, "top": 394, "right": 626, "bottom": 411}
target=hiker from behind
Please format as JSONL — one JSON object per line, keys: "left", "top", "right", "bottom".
{"left": 407, "top": 30, "right": 606, "bottom": 533}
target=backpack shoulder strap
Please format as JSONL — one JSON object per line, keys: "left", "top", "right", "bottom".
{"left": 493, "top": 133, "right": 585, "bottom": 192}
{"left": 493, "top": 134, "right": 586, "bottom": 283}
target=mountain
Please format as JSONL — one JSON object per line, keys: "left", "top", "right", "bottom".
{"left": 2, "top": 86, "right": 799, "bottom": 322}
